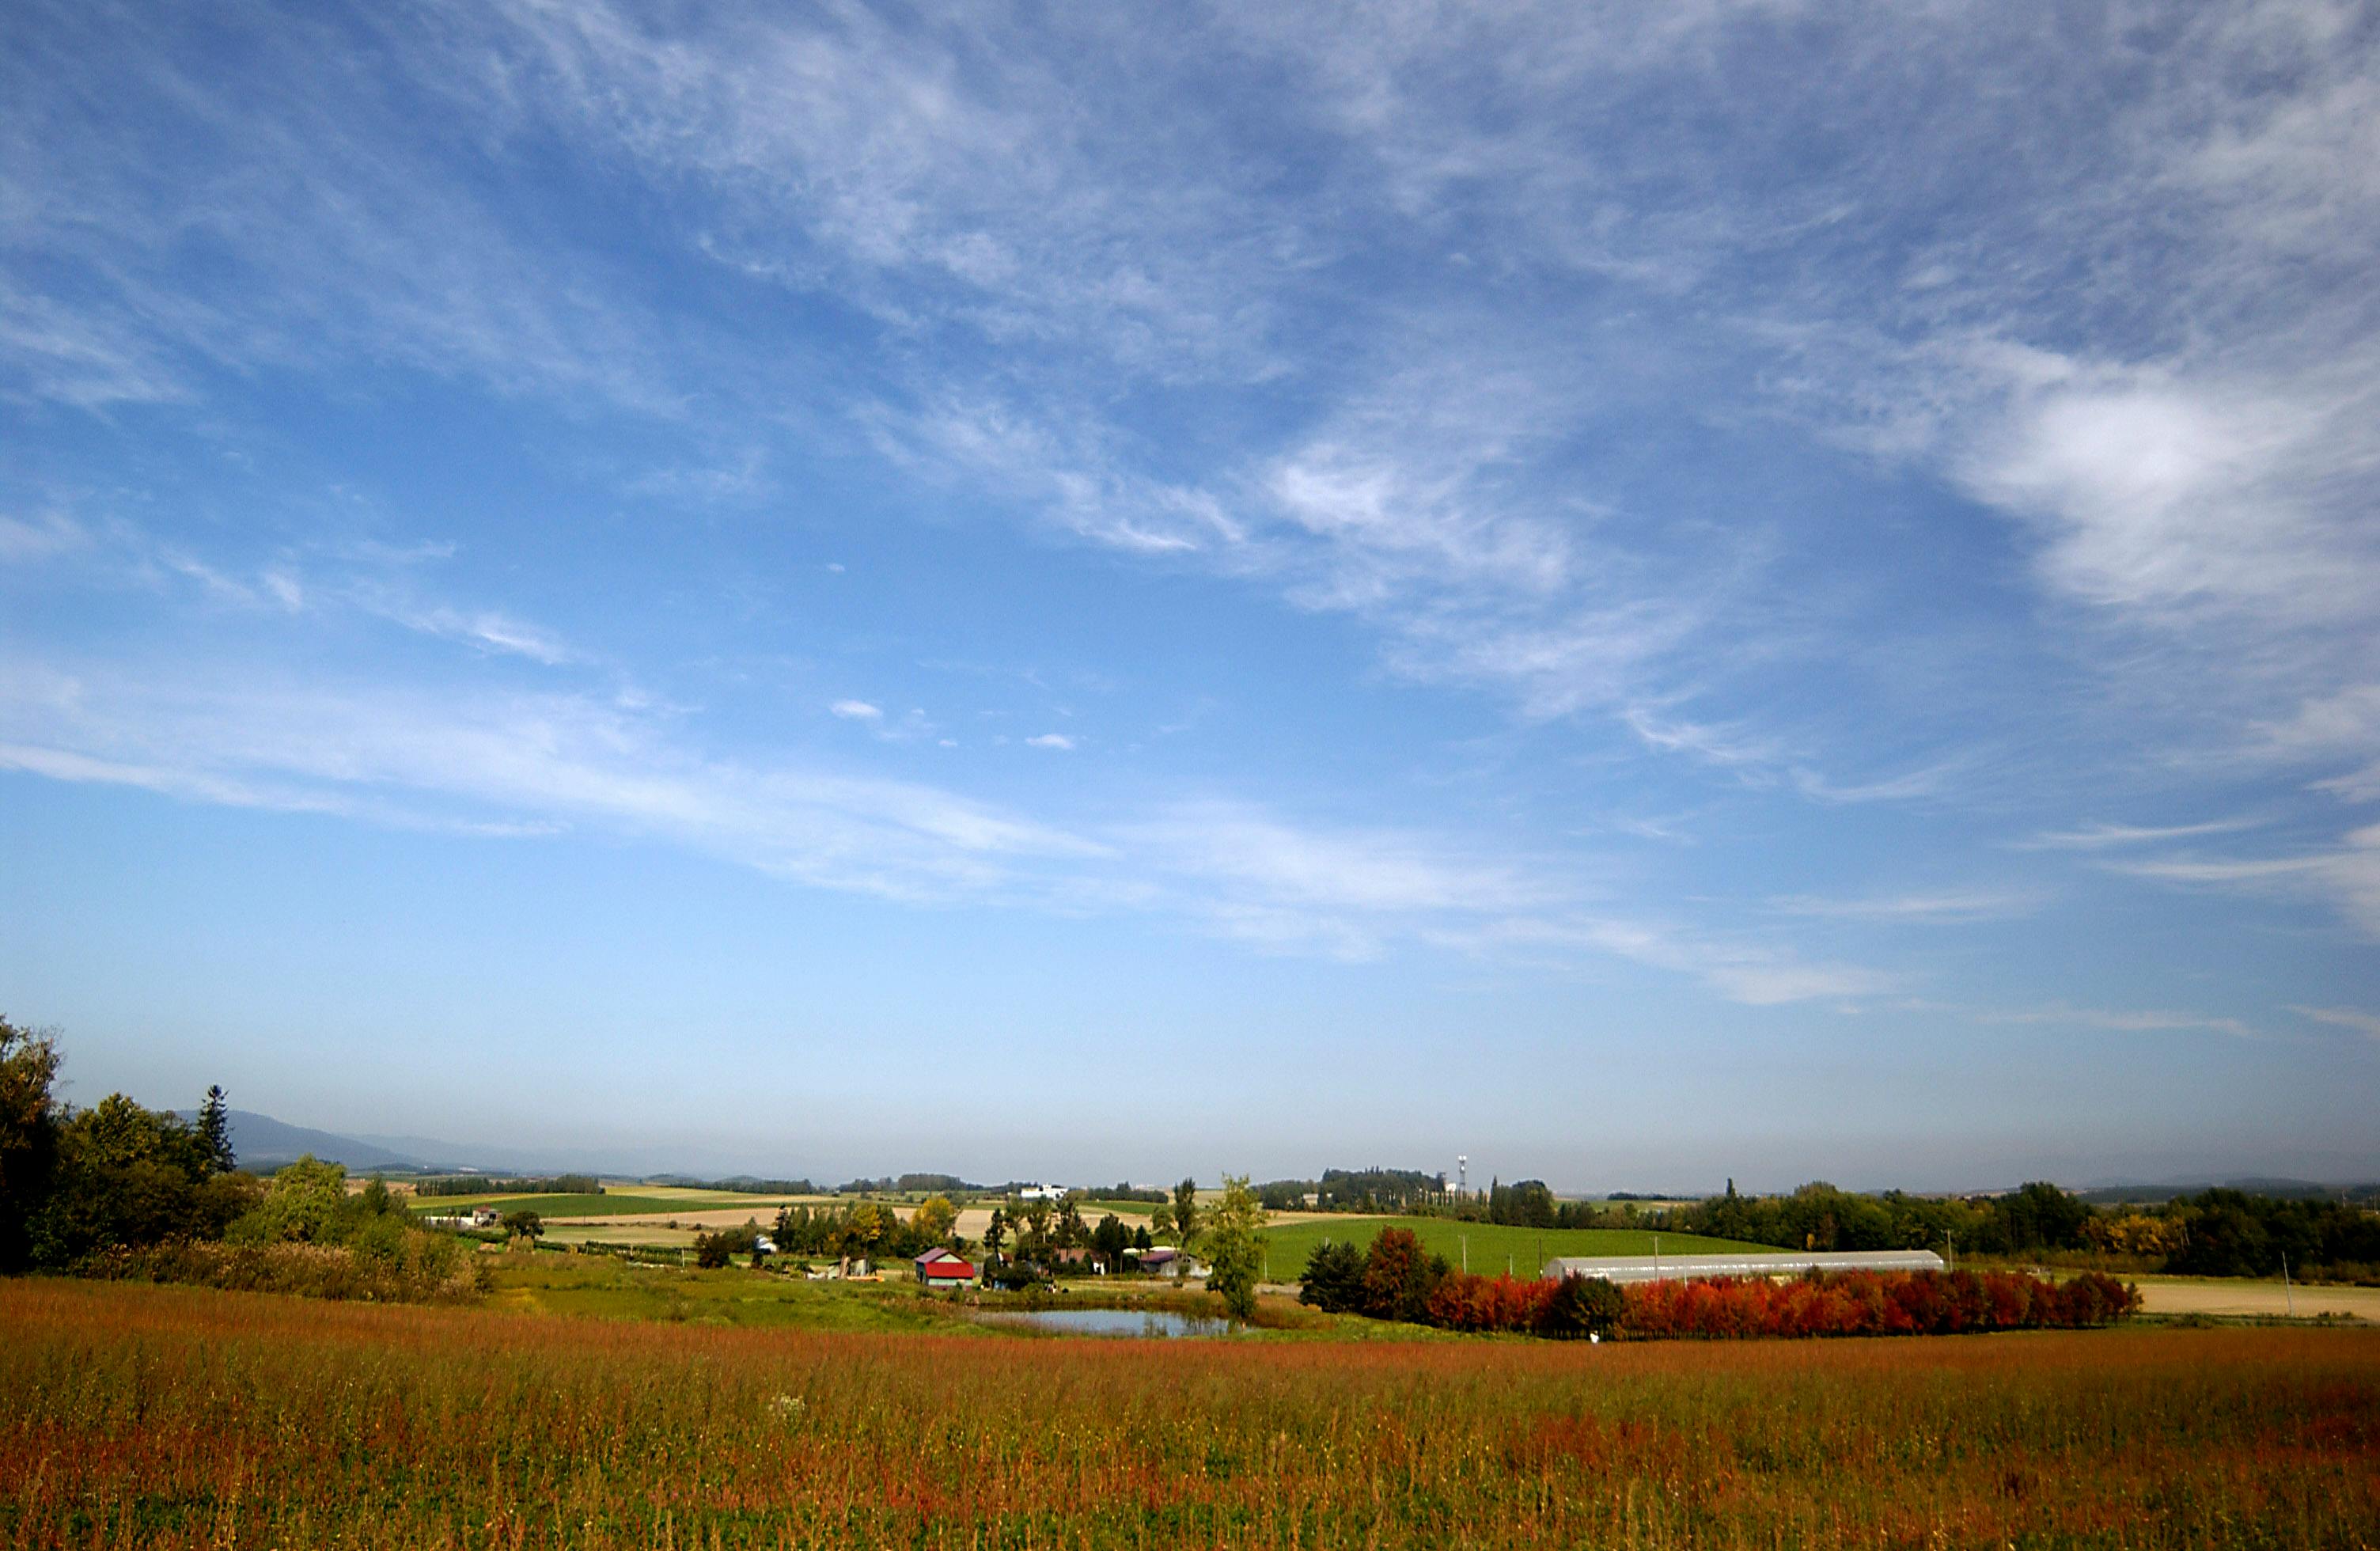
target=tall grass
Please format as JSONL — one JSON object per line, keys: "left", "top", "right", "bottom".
{"left": 2, "top": 1277, "right": 2372, "bottom": 1548}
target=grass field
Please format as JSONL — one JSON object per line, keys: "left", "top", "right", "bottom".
{"left": 6, "top": 1276, "right": 2374, "bottom": 1548}
{"left": 1257, "top": 1216, "right": 1777, "bottom": 1280}
{"left": 484, "top": 1256, "right": 986, "bottom": 1334}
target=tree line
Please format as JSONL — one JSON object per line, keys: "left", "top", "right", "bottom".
{"left": 0, "top": 1018, "right": 482, "bottom": 1301}
{"left": 1261, "top": 1164, "right": 2379, "bottom": 1283}
{"left": 1664, "top": 1178, "right": 2379, "bottom": 1280}
{"left": 413, "top": 1174, "right": 602, "bottom": 1197}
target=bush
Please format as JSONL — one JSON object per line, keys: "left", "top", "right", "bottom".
{"left": 1298, "top": 1240, "right": 1366, "bottom": 1314}
{"left": 1540, "top": 1273, "right": 1627, "bottom": 1340}
{"left": 84, "top": 1236, "right": 486, "bottom": 1304}
{"left": 1359, "top": 1229, "right": 1446, "bottom": 1322}
{"left": 1425, "top": 1272, "right": 1556, "bottom": 1333}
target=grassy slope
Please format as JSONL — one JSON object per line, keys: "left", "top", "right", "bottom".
{"left": 1258, "top": 1217, "right": 1779, "bottom": 1280}
{"left": 484, "top": 1255, "right": 982, "bottom": 1333}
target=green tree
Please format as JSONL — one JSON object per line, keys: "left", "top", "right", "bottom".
{"left": 1148, "top": 1201, "right": 1173, "bottom": 1243}
{"left": 1091, "top": 1212, "right": 1129, "bottom": 1270}
{"left": 983, "top": 1207, "right": 1007, "bottom": 1265}
{"left": 0, "top": 1016, "right": 63, "bottom": 1272}
{"left": 229, "top": 1155, "right": 348, "bottom": 1244}
{"left": 28, "top": 1091, "right": 215, "bottom": 1266}
{"left": 1541, "top": 1274, "right": 1626, "bottom": 1340}
{"left": 196, "top": 1085, "right": 234, "bottom": 1175}
{"left": 1297, "top": 1239, "right": 1366, "bottom": 1313}
{"left": 1172, "top": 1177, "right": 1199, "bottom": 1250}
{"left": 1203, "top": 1175, "right": 1265, "bottom": 1320}
{"left": 499, "top": 1208, "right": 544, "bottom": 1246}
{"left": 912, "top": 1194, "right": 958, "bottom": 1245}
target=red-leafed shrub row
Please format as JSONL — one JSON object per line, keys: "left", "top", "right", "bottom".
{"left": 1426, "top": 1270, "right": 1563, "bottom": 1333}
{"left": 1621, "top": 1268, "right": 2137, "bottom": 1339}
{"left": 1421, "top": 1267, "right": 2137, "bottom": 1340}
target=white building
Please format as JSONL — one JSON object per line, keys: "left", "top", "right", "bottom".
{"left": 1541, "top": 1250, "right": 1946, "bottom": 1284}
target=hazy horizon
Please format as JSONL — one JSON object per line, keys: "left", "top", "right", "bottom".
{"left": 6, "top": 2, "right": 2377, "bottom": 1188}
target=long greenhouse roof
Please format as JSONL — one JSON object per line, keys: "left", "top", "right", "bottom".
{"left": 1539, "top": 1250, "right": 1947, "bottom": 1283}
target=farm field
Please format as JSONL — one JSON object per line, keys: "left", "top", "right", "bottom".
{"left": 483, "top": 1256, "right": 991, "bottom": 1333}
{"left": 2132, "top": 1274, "right": 2380, "bottom": 1322}
{"left": 6, "top": 1277, "right": 2374, "bottom": 1549}
{"left": 409, "top": 1189, "right": 819, "bottom": 1219}
{"left": 1258, "top": 1215, "right": 1777, "bottom": 1280}
{"left": 410, "top": 1193, "right": 693, "bottom": 1219}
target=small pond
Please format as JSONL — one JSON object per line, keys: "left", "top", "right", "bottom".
{"left": 984, "top": 1307, "right": 1240, "bottom": 1338}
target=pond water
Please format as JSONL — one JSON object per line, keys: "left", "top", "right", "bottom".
{"left": 985, "top": 1307, "right": 1239, "bottom": 1338}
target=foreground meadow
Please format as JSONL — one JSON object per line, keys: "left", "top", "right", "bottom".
{"left": 3, "top": 1277, "right": 2374, "bottom": 1549}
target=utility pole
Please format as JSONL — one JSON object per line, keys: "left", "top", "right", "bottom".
{"left": 2283, "top": 1252, "right": 2295, "bottom": 1317}
{"left": 1654, "top": 1233, "right": 1661, "bottom": 1283}
{"left": 1461, "top": 1234, "right": 1468, "bottom": 1274}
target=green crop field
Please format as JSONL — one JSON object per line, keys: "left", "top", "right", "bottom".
{"left": 1257, "top": 1216, "right": 1778, "bottom": 1281}
{"left": 1067, "top": 1198, "right": 1162, "bottom": 1219}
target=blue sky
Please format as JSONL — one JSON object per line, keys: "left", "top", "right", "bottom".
{"left": 4, "top": 0, "right": 2376, "bottom": 1190}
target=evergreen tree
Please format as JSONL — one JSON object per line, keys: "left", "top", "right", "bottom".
{"left": 197, "top": 1085, "right": 234, "bottom": 1174}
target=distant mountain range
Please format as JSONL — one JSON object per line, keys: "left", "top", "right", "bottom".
{"left": 170, "top": 1109, "right": 582, "bottom": 1174}
{"left": 165, "top": 1110, "right": 444, "bottom": 1171}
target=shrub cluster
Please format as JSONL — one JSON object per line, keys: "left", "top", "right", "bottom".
{"left": 80, "top": 1235, "right": 487, "bottom": 1303}
{"left": 1426, "top": 1270, "right": 1627, "bottom": 1337}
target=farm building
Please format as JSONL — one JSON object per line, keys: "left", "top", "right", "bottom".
{"left": 914, "top": 1248, "right": 976, "bottom": 1285}
{"left": 1131, "top": 1247, "right": 1203, "bottom": 1278}
{"left": 1540, "top": 1250, "right": 1946, "bottom": 1284}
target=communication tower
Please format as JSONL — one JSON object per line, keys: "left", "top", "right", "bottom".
{"left": 1457, "top": 1155, "right": 1469, "bottom": 1196}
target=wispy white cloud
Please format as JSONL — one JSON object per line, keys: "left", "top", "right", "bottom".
{"left": 1124, "top": 801, "right": 1567, "bottom": 918}
{"left": 0, "top": 511, "right": 89, "bottom": 563}
{"left": 2290, "top": 1005, "right": 2380, "bottom": 1044}
{"left": 347, "top": 591, "right": 575, "bottom": 666}
{"left": 2022, "top": 818, "right": 2266, "bottom": 851}
{"left": 1, "top": 0, "right": 679, "bottom": 412}
{"left": 1025, "top": 733, "right": 1075, "bottom": 750}
{"left": 0, "top": 654, "right": 1106, "bottom": 902}
{"left": 2, "top": 647, "right": 1910, "bottom": 1002}
{"left": 2102, "top": 823, "right": 2380, "bottom": 940}
{"left": 830, "top": 700, "right": 883, "bottom": 722}
{"left": 1774, "top": 889, "right": 2041, "bottom": 925}
{"left": 1442, "top": 913, "right": 1895, "bottom": 1007}
{"left": 1981, "top": 1002, "right": 2262, "bottom": 1041}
